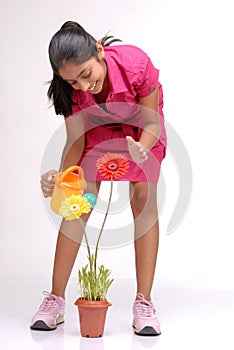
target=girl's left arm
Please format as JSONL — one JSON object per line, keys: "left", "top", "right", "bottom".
{"left": 126, "top": 87, "right": 161, "bottom": 163}
{"left": 138, "top": 87, "right": 161, "bottom": 150}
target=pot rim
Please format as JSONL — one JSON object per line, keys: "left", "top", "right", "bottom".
{"left": 74, "top": 298, "right": 112, "bottom": 307}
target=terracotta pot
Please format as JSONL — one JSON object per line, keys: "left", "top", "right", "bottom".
{"left": 75, "top": 299, "right": 112, "bottom": 337}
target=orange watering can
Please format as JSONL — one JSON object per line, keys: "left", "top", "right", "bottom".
{"left": 50, "top": 165, "right": 87, "bottom": 214}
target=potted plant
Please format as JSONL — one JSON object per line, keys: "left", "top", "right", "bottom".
{"left": 56, "top": 153, "right": 129, "bottom": 337}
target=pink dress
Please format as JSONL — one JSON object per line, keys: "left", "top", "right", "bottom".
{"left": 71, "top": 45, "right": 167, "bottom": 183}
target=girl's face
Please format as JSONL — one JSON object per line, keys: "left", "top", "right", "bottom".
{"left": 58, "top": 42, "right": 107, "bottom": 94}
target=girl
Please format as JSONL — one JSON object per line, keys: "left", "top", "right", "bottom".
{"left": 30, "top": 21, "right": 167, "bottom": 336}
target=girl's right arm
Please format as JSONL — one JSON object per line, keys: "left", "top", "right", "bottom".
{"left": 41, "top": 113, "right": 85, "bottom": 197}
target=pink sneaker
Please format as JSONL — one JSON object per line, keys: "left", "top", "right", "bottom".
{"left": 30, "top": 292, "right": 65, "bottom": 331}
{"left": 132, "top": 293, "right": 161, "bottom": 336}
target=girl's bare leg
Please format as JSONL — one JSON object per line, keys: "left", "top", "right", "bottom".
{"left": 51, "top": 181, "right": 101, "bottom": 298}
{"left": 130, "top": 182, "right": 159, "bottom": 301}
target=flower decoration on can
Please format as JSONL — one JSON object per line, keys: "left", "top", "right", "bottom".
{"left": 96, "top": 152, "right": 129, "bottom": 180}
{"left": 59, "top": 194, "right": 91, "bottom": 221}
{"left": 83, "top": 193, "right": 97, "bottom": 208}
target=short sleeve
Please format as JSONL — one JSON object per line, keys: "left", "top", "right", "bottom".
{"left": 133, "top": 56, "right": 160, "bottom": 97}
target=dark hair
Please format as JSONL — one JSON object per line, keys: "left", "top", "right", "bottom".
{"left": 47, "top": 21, "right": 121, "bottom": 116}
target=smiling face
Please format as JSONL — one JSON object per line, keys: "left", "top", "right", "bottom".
{"left": 58, "top": 42, "right": 108, "bottom": 94}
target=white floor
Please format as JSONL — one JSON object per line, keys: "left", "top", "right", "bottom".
{"left": 0, "top": 278, "right": 233, "bottom": 350}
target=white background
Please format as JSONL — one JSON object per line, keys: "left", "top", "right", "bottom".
{"left": 1, "top": 0, "right": 233, "bottom": 291}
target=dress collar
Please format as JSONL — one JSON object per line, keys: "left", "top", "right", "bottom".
{"left": 104, "top": 48, "right": 128, "bottom": 95}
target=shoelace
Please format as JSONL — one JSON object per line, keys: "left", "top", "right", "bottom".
{"left": 135, "top": 293, "right": 156, "bottom": 318}
{"left": 39, "top": 291, "right": 58, "bottom": 312}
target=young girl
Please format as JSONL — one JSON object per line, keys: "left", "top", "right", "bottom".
{"left": 30, "top": 21, "right": 167, "bottom": 336}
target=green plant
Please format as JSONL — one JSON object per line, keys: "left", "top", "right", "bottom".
{"left": 78, "top": 254, "right": 114, "bottom": 301}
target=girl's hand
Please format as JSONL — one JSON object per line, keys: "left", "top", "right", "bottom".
{"left": 40, "top": 170, "right": 57, "bottom": 197}
{"left": 126, "top": 136, "right": 148, "bottom": 163}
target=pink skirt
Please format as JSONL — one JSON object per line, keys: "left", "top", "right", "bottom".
{"left": 78, "top": 124, "right": 166, "bottom": 183}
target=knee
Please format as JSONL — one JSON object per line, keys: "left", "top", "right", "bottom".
{"left": 131, "top": 190, "right": 157, "bottom": 216}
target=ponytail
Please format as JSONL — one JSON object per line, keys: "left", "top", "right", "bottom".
{"left": 101, "top": 34, "right": 122, "bottom": 47}
{"left": 47, "top": 74, "right": 73, "bottom": 117}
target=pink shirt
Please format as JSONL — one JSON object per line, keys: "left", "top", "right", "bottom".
{"left": 72, "top": 45, "right": 166, "bottom": 146}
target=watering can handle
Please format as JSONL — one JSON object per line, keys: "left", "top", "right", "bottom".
{"left": 60, "top": 165, "right": 84, "bottom": 182}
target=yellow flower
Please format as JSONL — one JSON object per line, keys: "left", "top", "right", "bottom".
{"left": 59, "top": 194, "right": 91, "bottom": 221}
